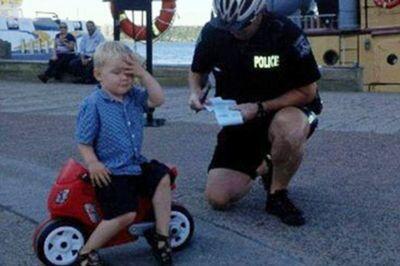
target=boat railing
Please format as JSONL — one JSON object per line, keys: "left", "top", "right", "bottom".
{"left": 35, "top": 11, "right": 59, "bottom": 20}
{"left": 20, "top": 39, "right": 53, "bottom": 54}
{"left": 289, "top": 14, "right": 338, "bottom": 31}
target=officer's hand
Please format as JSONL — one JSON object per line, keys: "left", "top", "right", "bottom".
{"left": 188, "top": 91, "right": 205, "bottom": 112}
{"left": 233, "top": 103, "right": 258, "bottom": 121}
{"left": 88, "top": 161, "right": 112, "bottom": 188}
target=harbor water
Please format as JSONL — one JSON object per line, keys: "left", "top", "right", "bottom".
{"left": 11, "top": 41, "right": 196, "bottom": 65}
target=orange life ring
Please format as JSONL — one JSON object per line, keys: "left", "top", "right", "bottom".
{"left": 110, "top": 0, "right": 176, "bottom": 41}
{"left": 374, "top": 0, "right": 400, "bottom": 9}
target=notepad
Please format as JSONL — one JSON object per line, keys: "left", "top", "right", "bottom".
{"left": 205, "top": 97, "right": 244, "bottom": 127}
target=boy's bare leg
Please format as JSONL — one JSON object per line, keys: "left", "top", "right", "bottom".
{"left": 80, "top": 212, "right": 136, "bottom": 254}
{"left": 152, "top": 175, "right": 171, "bottom": 245}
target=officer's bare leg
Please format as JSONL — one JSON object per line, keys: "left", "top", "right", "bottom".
{"left": 205, "top": 168, "right": 252, "bottom": 210}
{"left": 267, "top": 107, "right": 310, "bottom": 193}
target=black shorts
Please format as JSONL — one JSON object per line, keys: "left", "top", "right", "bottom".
{"left": 208, "top": 107, "right": 318, "bottom": 179}
{"left": 95, "top": 160, "right": 170, "bottom": 220}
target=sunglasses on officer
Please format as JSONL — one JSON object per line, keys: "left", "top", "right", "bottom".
{"left": 210, "top": 16, "right": 257, "bottom": 33}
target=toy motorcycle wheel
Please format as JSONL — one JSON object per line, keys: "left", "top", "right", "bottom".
{"left": 168, "top": 204, "right": 195, "bottom": 251}
{"left": 34, "top": 219, "right": 86, "bottom": 266}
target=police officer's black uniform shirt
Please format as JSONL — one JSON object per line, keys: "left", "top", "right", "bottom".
{"left": 191, "top": 13, "right": 321, "bottom": 104}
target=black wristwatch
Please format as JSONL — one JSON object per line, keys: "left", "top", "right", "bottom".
{"left": 256, "top": 101, "right": 267, "bottom": 118}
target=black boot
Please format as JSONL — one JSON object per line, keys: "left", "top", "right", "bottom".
{"left": 261, "top": 155, "right": 305, "bottom": 226}
{"left": 266, "top": 189, "right": 305, "bottom": 226}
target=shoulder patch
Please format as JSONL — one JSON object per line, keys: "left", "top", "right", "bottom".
{"left": 293, "top": 35, "right": 311, "bottom": 58}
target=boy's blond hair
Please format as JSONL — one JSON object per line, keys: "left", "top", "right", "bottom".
{"left": 93, "top": 41, "right": 144, "bottom": 69}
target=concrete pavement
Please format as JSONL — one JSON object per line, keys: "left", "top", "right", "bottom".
{"left": 1, "top": 80, "right": 400, "bottom": 265}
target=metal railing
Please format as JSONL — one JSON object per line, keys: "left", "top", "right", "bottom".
{"left": 20, "top": 39, "right": 53, "bottom": 54}
{"left": 289, "top": 14, "right": 338, "bottom": 31}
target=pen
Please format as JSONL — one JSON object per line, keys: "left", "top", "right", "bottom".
{"left": 196, "top": 84, "right": 211, "bottom": 113}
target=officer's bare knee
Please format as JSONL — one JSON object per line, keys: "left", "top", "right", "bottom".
{"left": 205, "top": 189, "right": 230, "bottom": 210}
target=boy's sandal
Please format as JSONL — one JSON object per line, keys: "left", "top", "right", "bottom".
{"left": 74, "top": 250, "right": 105, "bottom": 266}
{"left": 145, "top": 230, "right": 173, "bottom": 266}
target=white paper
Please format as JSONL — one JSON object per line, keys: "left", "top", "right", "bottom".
{"left": 205, "top": 97, "right": 244, "bottom": 126}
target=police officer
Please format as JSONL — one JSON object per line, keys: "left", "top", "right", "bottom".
{"left": 188, "top": 0, "right": 322, "bottom": 226}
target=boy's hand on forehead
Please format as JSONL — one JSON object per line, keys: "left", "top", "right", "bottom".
{"left": 123, "top": 54, "right": 147, "bottom": 78}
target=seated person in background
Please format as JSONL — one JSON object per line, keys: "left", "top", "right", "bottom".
{"left": 75, "top": 41, "right": 173, "bottom": 266}
{"left": 38, "top": 22, "right": 76, "bottom": 83}
{"left": 70, "top": 21, "right": 105, "bottom": 84}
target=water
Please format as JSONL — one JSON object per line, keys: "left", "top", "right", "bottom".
{"left": 130, "top": 41, "right": 196, "bottom": 66}
{"left": 11, "top": 41, "right": 196, "bottom": 66}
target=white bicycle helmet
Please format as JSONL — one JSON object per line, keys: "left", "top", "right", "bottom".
{"left": 211, "top": 0, "right": 266, "bottom": 31}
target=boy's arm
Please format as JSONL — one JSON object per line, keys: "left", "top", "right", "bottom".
{"left": 78, "top": 144, "right": 111, "bottom": 187}
{"left": 78, "top": 143, "right": 100, "bottom": 164}
{"left": 140, "top": 71, "right": 164, "bottom": 108}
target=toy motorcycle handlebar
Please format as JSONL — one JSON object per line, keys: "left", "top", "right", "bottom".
{"left": 80, "top": 173, "right": 90, "bottom": 182}
{"left": 78, "top": 166, "right": 178, "bottom": 187}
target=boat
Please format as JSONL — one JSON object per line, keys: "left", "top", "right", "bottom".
{"left": 270, "top": 0, "right": 400, "bottom": 92}
{"left": 0, "top": 0, "right": 87, "bottom": 56}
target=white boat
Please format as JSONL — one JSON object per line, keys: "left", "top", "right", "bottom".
{"left": 0, "top": 0, "right": 87, "bottom": 54}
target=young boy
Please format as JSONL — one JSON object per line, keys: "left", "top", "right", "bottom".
{"left": 75, "top": 41, "right": 173, "bottom": 266}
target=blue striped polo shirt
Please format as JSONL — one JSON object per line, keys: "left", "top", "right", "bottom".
{"left": 76, "top": 86, "right": 149, "bottom": 175}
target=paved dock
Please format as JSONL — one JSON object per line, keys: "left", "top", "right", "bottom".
{"left": 1, "top": 80, "right": 400, "bottom": 265}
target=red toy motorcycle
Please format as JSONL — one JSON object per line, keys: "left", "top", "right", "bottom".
{"left": 32, "top": 159, "right": 194, "bottom": 266}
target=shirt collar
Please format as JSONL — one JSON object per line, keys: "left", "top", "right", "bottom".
{"left": 97, "top": 85, "right": 135, "bottom": 103}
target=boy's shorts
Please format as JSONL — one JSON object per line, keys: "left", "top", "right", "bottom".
{"left": 208, "top": 107, "right": 318, "bottom": 179}
{"left": 95, "top": 160, "right": 171, "bottom": 220}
